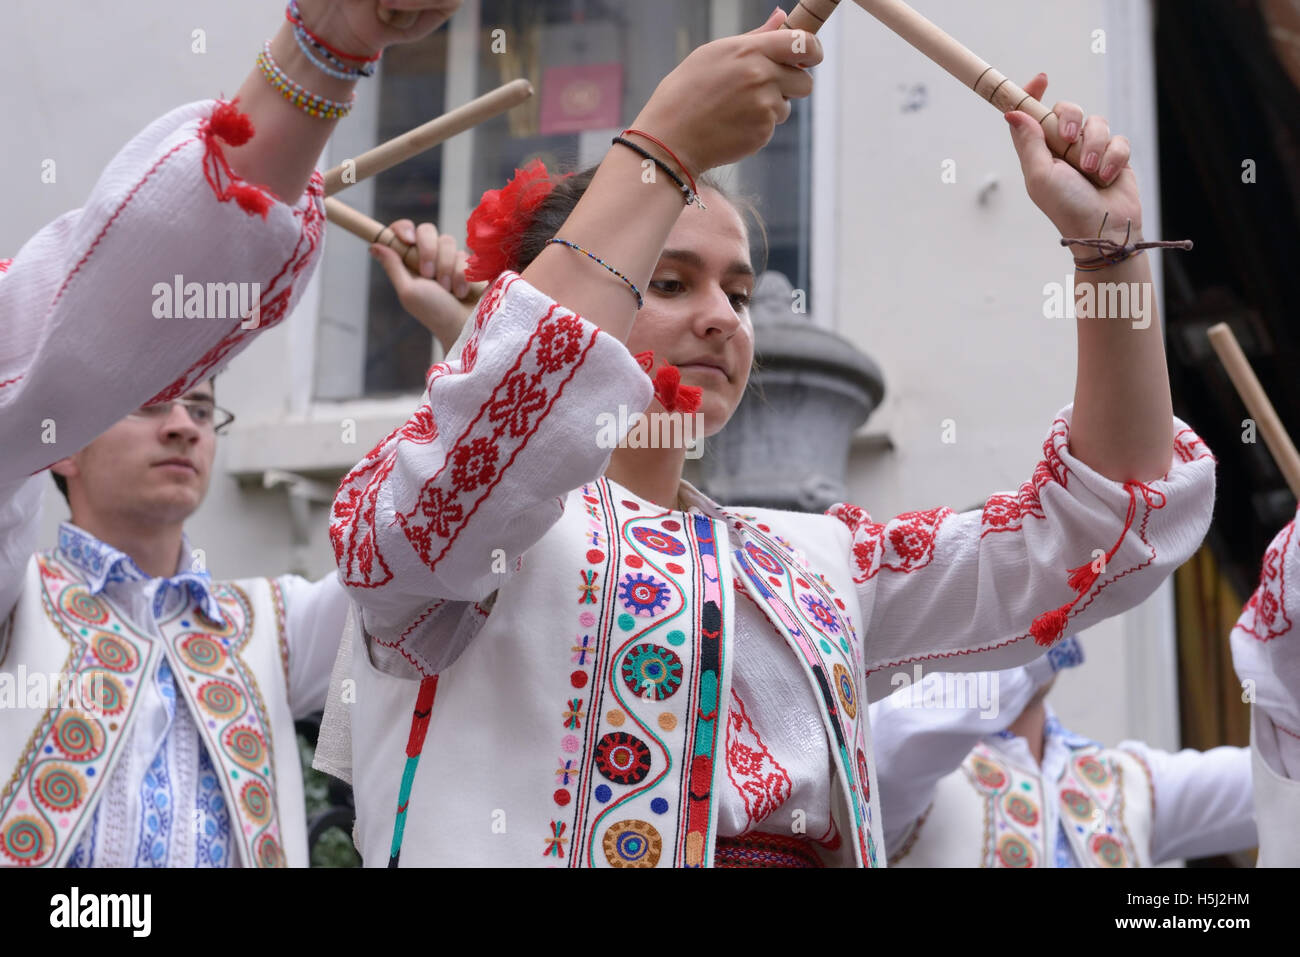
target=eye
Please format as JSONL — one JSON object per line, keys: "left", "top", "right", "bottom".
{"left": 187, "top": 403, "right": 215, "bottom": 424}
{"left": 729, "top": 290, "right": 751, "bottom": 311}
{"left": 650, "top": 278, "right": 685, "bottom": 295}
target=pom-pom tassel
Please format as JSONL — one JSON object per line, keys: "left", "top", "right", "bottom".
{"left": 209, "top": 99, "right": 256, "bottom": 146}
{"left": 229, "top": 182, "right": 273, "bottom": 219}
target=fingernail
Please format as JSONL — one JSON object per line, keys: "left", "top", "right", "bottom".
{"left": 1062, "top": 121, "right": 1078, "bottom": 141}
{"left": 421, "top": 260, "right": 435, "bottom": 278}
{"left": 1101, "top": 163, "right": 1115, "bottom": 180}
{"left": 1083, "top": 151, "right": 1099, "bottom": 172}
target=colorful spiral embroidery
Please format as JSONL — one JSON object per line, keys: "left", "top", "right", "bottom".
{"left": 1091, "top": 833, "right": 1126, "bottom": 866}
{"left": 0, "top": 816, "right": 52, "bottom": 865}
{"left": 33, "top": 765, "right": 85, "bottom": 811}
{"left": 90, "top": 633, "right": 137, "bottom": 672}
{"left": 241, "top": 780, "right": 272, "bottom": 824}
{"left": 179, "top": 634, "right": 226, "bottom": 673}
{"left": 60, "top": 588, "right": 108, "bottom": 626}
{"left": 1076, "top": 755, "right": 1109, "bottom": 786}
{"left": 618, "top": 573, "right": 670, "bottom": 617}
{"left": 53, "top": 712, "right": 103, "bottom": 760}
{"left": 603, "top": 819, "right": 662, "bottom": 868}
{"left": 833, "top": 663, "right": 857, "bottom": 720}
{"left": 1061, "top": 788, "right": 1094, "bottom": 820}
{"left": 1004, "top": 793, "right": 1040, "bottom": 827}
{"left": 197, "top": 680, "right": 245, "bottom": 719}
{"left": 594, "top": 732, "right": 652, "bottom": 785}
{"left": 631, "top": 526, "right": 686, "bottom": 556}
{"left": 621, "top": 644, "right": 683, "bottom": 701}
{"left": 971, "top": 756, "right": 1007, "bottom": 791}
{"left": 800, "top": 594, "right": 841, "bottom": 635}
{"left": 856, "top": 748, "right": 871, "bottom": 803}
{"left": 222, "top": 725, "right": 267, "bottom": 772}
{"left": 996, "top": 833, "right": 1034, "bottom": 868}
{"left": 256, "top": 833, "right": 285, "bottom": 867}
{"left": 83, "top": 672, "right": 125, "bottom": 716}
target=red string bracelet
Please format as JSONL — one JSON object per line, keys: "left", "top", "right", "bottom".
{"left": 622, "top": 129, "right": 699, "bottom": 198}
{"left": 285, "top": 1, "right": 382, "bottom": 63}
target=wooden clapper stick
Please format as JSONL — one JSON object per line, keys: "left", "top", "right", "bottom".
{"left": 782, "top": 0, "right": 1112, "bottom": 185}
{"left": 1207, "top": 324, "right": 1300, "bottom": 498}
{"left": 322, "top": 78, "right": 533, "bottom": 289}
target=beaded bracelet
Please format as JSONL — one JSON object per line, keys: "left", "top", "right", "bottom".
{"left": 290, "top": 22, "right": 376, "bottom": 80}
{"left": 257, "top": 41, "right": 357, "bottom": 120}
{"left": 622, "top": 129, "right": 700, "bottom": 198}
{"left": 286, "top": 1, "right": 381, "bottom": 63}
{"left": 611, "top": 136, "right": 705, "bottom": 208}
{"left": 545, "top": 238, "right": 643, "bottom": 309}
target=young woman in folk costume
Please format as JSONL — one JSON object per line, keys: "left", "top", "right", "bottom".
{"left": 323, "top": 9, "right": 1217, "bottom": 867}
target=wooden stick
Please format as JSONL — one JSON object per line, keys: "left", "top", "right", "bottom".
{"left": 324, "top": 196, "right": 487, "bottom": 302}
{"left": 783, "top": 0, "right": 845, "bottom": 33}
{"left": 323, "top": 79, "right": 534, "bottom": 196}
{"left": 850, "top": 0, "right": 1107, "bottom": 185}
{"left": 1207, "top": 322, "right": 1300, "bottom": 498}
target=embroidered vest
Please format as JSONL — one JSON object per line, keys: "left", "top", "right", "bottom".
{"left": 348, "top": 478, "right": 882, "bottom": 867}
{"left": 0, "top": 552, "right": 306, "bottom": 867}
{"left": 892, "top": 739, "right": 1153, "bottom": 867}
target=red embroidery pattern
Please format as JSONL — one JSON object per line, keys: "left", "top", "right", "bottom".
{"left": 980, "top": 477, "right": 1048, "bottom": 539}
{"left": 830, "top": 504, "right": 952, "bottom": 583}
{"left": 398, "top": 306, "right": 598, "bottom": 575}
{"left": 724, "top": 689, "right": 792, "bottom": 827}
{"left": 149, "top": 172, "right": 326, "bottom": 403}
{"left": 1172, "top": 427, "right": 1215, "bottom": 466}
{"left": 0, "top": 258, "right": 11, "bottom": 273}
{"left": 1233, "top": 520, "right": 1295, "bottom": 642}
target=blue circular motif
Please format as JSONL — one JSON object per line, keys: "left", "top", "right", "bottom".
{"left": 621, "top": 644, "right": 684, "bottom": 701}
{"left": 666, "top": 630, "right": 685, "bottom": 646}
{"left": 799, "top": 593, "right": 841, "bottom": 635}
{"left": 651, "top": 797, "right": 669, "bottom": 815}
{"left": 820, "top": 639, "right": 834, "bottom": 656}
{"left": 631, "top": 526, "right": 686, "bottom": 556}
{"left": 618, "top": 613, "right": 635, "bottom": 631}
{"left": 745, "top": 542, "right": 783, "bottom": 575}
{"left": 594, "top": 785, "right": 612, "bottom": 803}
{"left": 618, "top": 573, "right": 671, "bottom": 617}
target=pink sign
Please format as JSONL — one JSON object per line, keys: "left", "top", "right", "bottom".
{"left": 539, "top": 63, "right": 624, "bottom": 135}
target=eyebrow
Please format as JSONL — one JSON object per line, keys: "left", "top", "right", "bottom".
{"left": 658, "top": 248, "right": 755, "bottom": 280}
{"left": 185, "top": 389, "right": 215, "bottom": 402}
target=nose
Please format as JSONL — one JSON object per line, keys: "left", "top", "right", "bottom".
{"left": 159, "top": 404, "right": 201, "bottom": 443}
{"left": 691, "top": 283, "right": 743, "bottom": 341}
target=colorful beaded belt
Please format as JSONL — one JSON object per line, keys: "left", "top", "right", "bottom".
{"left": 713, "top": 832, "right": 824, "bottom": 868}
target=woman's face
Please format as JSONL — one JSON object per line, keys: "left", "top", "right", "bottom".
{"left": 624, "top": 188, "right": 755, "bottom": 437}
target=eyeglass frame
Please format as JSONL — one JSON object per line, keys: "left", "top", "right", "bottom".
{"left": 125, "top": 398, "right": 236, "bottom": 435}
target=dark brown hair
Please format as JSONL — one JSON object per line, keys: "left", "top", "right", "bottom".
{"left": 510, "top": 165, "right": 768, "bottom": 275}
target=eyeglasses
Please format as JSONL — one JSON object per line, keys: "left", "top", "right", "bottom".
{"left": 127, "top": 398, "right": 236, "bottom": 434}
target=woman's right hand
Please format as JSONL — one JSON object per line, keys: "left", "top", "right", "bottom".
{"left": 371, "top": 219, "right": 481, "bottom": 354}
{"left": 630, "top": 7, "right": 823, "bottom": 176}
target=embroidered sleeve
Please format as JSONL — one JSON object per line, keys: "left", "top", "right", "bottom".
{"left": 330, "top": 271, "right": 654, "bottom": 673}
{"left": 1231, "top": 506, "right": 1300, "bottom": 779}
{"left": 0, "top": 99, "right": 324, "bottom": 484}
{"left": 830, "top": 406, "right": 1217, "bottom": 701}
{"left": 1119, "top": 740, "right": 1255, "bottom": 863}
{"left": 868, "top": 664, "right": 1040, "bottom": 859}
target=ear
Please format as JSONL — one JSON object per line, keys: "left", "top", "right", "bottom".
{"left": 49, "top": 456, "right": 79, "bottom": 481}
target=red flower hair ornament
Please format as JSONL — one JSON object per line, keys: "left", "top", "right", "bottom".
{"left": 465, "top": 162, "right": 701, "bottom": 415}
{"left": 464, "top": 159, "right": 557, "bottom": 282}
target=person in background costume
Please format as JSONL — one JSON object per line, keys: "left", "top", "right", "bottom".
{"left": 872, "top": 637, "right": 1255, "bottom": 867}
{"left": 321, "top": 9, "right": 1218, "bottom": 867}
{"left": 0, "top": 0, "right": 463, "bottom": 867}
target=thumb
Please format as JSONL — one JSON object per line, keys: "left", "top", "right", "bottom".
{"left": 1004, "top": 111, "right": 1054, "bottom": 183}
{"left": 371, "top": 243, "right": 414, "bottom": 296}
{"left": 745, "top": 6, "right": 788, "bottom": 33}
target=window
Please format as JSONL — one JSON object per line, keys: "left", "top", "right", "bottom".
{"left": 314, "top": 0, "right": 814, "bottom": 401}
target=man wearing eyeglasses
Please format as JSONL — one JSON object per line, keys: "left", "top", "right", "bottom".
{"left": 0, "top": 1, "right": 467, "bottom": 868}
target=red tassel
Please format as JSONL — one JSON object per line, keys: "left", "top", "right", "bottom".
{"left": 653, "top": 365, "right": 680, "bottom": 409}
{"left": 1066, "top": 563, "right": 1099, "bottom": 594}
{"left": 634, "top": 350, "right": 655, "bottom": 374}
{"left": 229, "top": 183, "right": 272, "bottom": 219}
{"left": 1030, "top": 608, "right": 1069, "bottom": 647}
{"left": 674, "top": 384, "right": 703, "bottom": 413}
{"left": 209, "top": 100, "right": 255, "bottom": 147}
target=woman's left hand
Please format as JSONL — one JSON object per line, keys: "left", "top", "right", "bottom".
{"left": 1004, "top": 73, "right": 1143, "bottom": 247}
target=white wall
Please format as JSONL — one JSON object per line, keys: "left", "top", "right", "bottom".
{"left": 3, "top": 0, "right": 1181, "bottom": 751}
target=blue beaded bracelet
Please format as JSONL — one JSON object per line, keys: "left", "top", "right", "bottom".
{"left": 545, "top": 238, "right": 643, "bottom": 309}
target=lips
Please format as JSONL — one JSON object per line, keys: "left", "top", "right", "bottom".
{"left": 153, "top": 458, "right": 197, "bottom": 472}
{"left": 676, "top": 359, "right": 730, "bottom": 381}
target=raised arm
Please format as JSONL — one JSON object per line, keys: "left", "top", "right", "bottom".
{"left": 1004, "top": 74, "right": 1176, "bottom": 482}
{"left": 0, "top": 2, "right": 459, "bottom": 485}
